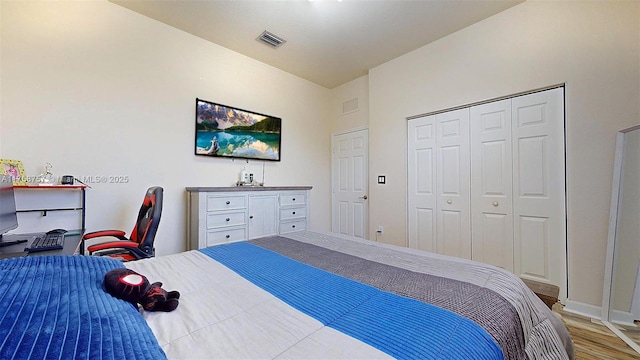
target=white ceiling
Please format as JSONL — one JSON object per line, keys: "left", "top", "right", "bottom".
{"left": 111, "top": 0, "right": 523, "bottom": 89}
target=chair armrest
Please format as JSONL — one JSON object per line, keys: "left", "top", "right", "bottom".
{"left": 83, "top": 230, "right": 127, "bottom": 240}
{"left": 87, "top": 241, "right": 139, "bottom": 253}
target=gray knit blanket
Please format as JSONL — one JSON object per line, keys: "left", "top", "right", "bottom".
{"left": 267, "top": 232, "right": 573, "bottom": 360}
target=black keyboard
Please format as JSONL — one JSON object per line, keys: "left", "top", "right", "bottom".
{"left": 25, "top": 233, "right": 65, "bottom": 252}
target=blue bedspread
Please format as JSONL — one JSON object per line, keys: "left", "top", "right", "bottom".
{"left": 0, "top": 255, "right": 166, "bottom": 360}
{"left": 200, "top": 242, "right": 503, "bottom": 360}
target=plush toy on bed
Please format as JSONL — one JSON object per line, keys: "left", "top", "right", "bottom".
{"left": 104, "top": 268, "right": 180, "bottom": 312}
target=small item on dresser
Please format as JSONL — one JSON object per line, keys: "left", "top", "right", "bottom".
{"left": 240, "top": 166, "right": 248, "bottom": 185}
{"left": 104, "top": 268, "right": 180, "bottom": 312}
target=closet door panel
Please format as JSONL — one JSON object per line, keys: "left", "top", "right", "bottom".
{"left": 415, "top": 208, "right": 435, "bottom": 252}
{"left": 512, "top": 87, "right": 566, "bottom": 297}
{"left": 408, "top": 116, "right": 437, "bottom": 252}
{"left": 436, "top": 109, "right": 471, "bottom": 259}
{"left": 470, "top": 99, "right": 514, "bottom": 271}
{"left": 478, "top": 213, "right": 512, "bottom": 267}
{"left": 440, "top": 209, "right": 464, "bottom": 256}
{"left": 519, "top": 216, "right": 549, "bottom": 277}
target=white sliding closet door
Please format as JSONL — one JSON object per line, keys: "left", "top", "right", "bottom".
{"left": 512, "top": 88, "right": 566, "bottom": 293}
{"left": 407, "top": 116, "right": 437, "bottom": 252}
{"left": 408, "top": 87, "right": 566, "bottom": 301}
{"left": 436, "top": 109, "right": 471, "bottom": 259}
{"left": 470, "top": 99, "right": 514, "bottom": 271}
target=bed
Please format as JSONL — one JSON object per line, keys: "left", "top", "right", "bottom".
{"left": 0, "top": 231, "right": 574, "bottom": 359}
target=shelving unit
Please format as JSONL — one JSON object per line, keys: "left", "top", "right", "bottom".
{"left": 13, "top": 185, "right": 87, "bottom": 231}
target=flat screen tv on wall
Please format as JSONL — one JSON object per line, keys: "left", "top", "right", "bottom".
{"left": 195, "top": 98, "right": 282, "bottom": 161}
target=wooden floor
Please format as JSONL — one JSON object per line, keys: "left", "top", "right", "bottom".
{"left": 553, "top": 303, "right": 640, "bottom": 359}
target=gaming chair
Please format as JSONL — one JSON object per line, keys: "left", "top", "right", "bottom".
{"left": 85, "top": 186, "right": 163, "bottom": 261}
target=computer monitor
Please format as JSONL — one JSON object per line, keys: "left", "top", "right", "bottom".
{"left": 0, "top": 174, "right": 19, "bottom": 240}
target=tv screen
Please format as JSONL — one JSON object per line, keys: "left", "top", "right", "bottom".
{"left": 195, "top": 98, "right": 282, "bottom": 161}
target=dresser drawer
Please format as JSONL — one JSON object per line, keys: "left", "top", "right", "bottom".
{"left": 279, "top": 206, "right": 306, "bottom": 221}
{"left": 206, "top": 227, "right": 246, "bottom": 246}
{"left": 279, "top": 219, "right": 306, "bottom": 234}
{"left": 280, "top": 193, "right": 306, "bottom": 207}
{"left": 206, "top": 211, "right": 246, "bottom": 229}
{"left": 206, "top": 195, "right": 247, "bottom": 211}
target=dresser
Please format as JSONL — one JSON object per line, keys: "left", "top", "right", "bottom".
{"left": 186, "top": 186, "right": 312, "bottom": 250}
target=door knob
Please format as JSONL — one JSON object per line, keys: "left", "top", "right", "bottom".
{"left": 359, "top": 195, "right": 368, "bottom": 200}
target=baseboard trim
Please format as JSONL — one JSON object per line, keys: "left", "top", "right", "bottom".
{"left": 564, "top": 299, "right": 602, "bottom": 319}
{"left": 564, "top": 299, "right": 639, "bottom": 326}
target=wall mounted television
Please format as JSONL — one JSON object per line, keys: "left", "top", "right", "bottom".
{"left": 195, "top": 98, "right": 282, "bottom": 161}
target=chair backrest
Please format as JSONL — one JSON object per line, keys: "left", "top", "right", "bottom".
{"left": 130, "top": 186, "right": 163, "bottom": 257}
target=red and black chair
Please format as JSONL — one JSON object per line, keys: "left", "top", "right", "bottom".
{"left": 85, "top": 186, "right": 163, "bottom": 261}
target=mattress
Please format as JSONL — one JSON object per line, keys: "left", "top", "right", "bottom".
{"left": 126, "top": 231, "right": 574, "bottom": 359}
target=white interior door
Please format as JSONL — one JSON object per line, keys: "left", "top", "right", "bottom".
{"left": 436, "top": 109, "right": 471, "bottom": 259}
{"left": 512, "top": 87, "right": 566, "bottom": 301}
{"left": 408, "top": 116, "right": 437, "bottom": 251}
{"left": 332, "top": 129, "right": 369, "bottom": 239}
{"left": 470, "top": 99, "right": 514, "bottom": 271}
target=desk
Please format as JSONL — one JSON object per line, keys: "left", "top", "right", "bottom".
{"left": 0, "top": 230, "right": 84, "bottom": 259}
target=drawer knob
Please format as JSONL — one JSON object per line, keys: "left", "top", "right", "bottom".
{"left": 292, "top": 211, "right": 296, "bottom": 215}
{"left": 292, "top": 198, "right": 296, "bottom": 201}
{"left": 492, "top": 201, "right": 499, "bottom": 207}
{"left": 226, "top": 218, "right": 230, "bottom": 222}
{"left": 292, "top": 225, "right": 296, "bottom": 228}
{"left": 226, "top": 201, "right": 230, "bottom": 205}
{"left": 225, "top": 234, "right": 230, "bottom": 239}
{"left": 249, "top": 215, "right": 254, "bottom": 219}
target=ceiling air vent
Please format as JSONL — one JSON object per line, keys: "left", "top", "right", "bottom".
{"left": 257, "top": 30, "right": 286, "bottom": 48}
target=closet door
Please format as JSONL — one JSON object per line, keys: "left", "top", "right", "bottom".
{"left": 436, "top": 109, "right": 471, "bottom": 259}
{"left": 512, "top": 87, "right": 566, "bottom": 296}
{"left": 407, "top": 115, "right": 437, "bottom": 252}
{"left": 470, "top": 99, "right": 514, "bottom": 271}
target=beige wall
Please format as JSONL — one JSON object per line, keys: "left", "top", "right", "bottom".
{"left": 0, "top": 0, "right": 332, "bottom": 255}
{"left": 367, "top": 0, "right": 639, "bottom": 307}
